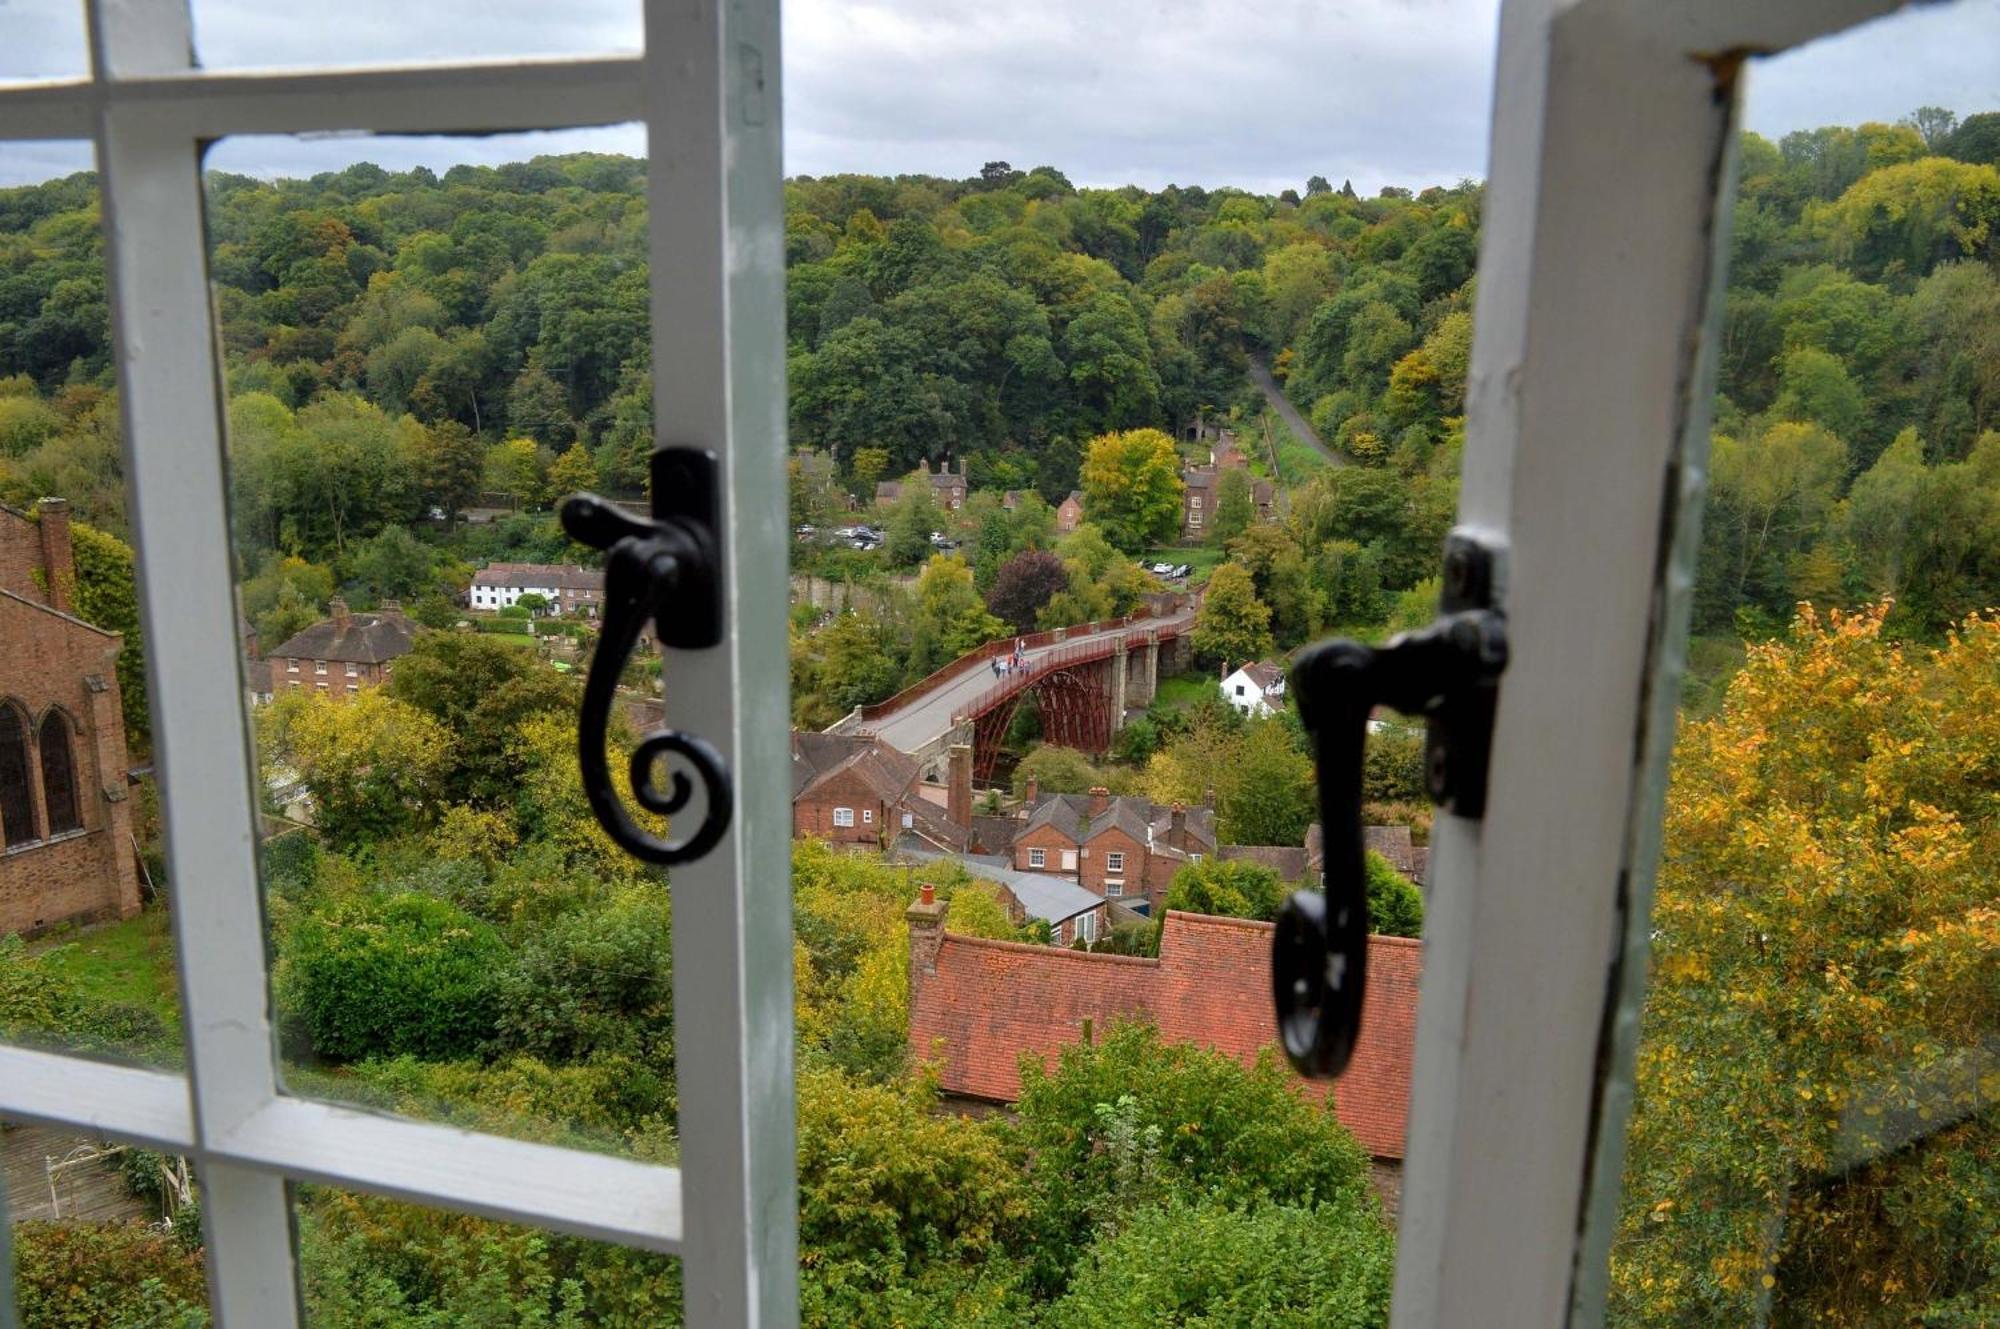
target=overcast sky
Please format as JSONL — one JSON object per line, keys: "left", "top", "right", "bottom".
{"left": 3, "top": 0, "right": 1997, "bottom": 191}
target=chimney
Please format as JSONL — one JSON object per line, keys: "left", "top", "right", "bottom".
{"left": 1171, "top": 802, "right": 1186, "bottom": 836}
{"left": 1089, "top": 785, "right": 1110, "bottom": 818}
{"left": 378, "top": 599, "right": 405, "bottom": 618}
{"left": 958, "top": 457, "right": 968, "bottom": 477}
{"left": 1024, "top": 773, "right": 1039, "bottom": 806}
{"left": 36, "top": 497, "right": 74, "bottom": 613}
{"left": 947, "top": 742, "right": 972, "bottom": 829}
{"left": 906, "top": 884, "right": 949, "bottom": 1015}
{"left": 1202, "top": 786, "right": 1216, "bottom": 809}
{"left": 329, "top": 597, "right": 352, "bottom": 628}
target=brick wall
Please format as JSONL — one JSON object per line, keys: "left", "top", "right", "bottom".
{"left": 1013, "top": 822, "right": 1075, "bottom": 874}
{"left": 1077, "top": 826, "right": 1144, "bottom": 898}
{"left": 0, "top": 507, "right": 42, "bottom": 603}
{"left": 793, "top": 768, "right": 889, "bottom": 846}
{"left": 0, "top": 592, "right": 140, "bottom": 937}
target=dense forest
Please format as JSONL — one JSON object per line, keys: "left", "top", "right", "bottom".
{"left": 0, "top": 105, "right": 1998, "bottom": 1326}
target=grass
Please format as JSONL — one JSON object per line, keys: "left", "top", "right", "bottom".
{"left": 486, "top": 632, "right": 537, "bottom": 650}
{"left": 1149, "top": 673, "right": 1219, "bottom": 715}
{"left": 27, "top": 905, "right": 181, "bottom": 1024}
{"left": 1142, "top": 544, "right": 1227, "bottom": 582}
{"left": 1261, "top": 408, "right": 1332, "bottom": 487}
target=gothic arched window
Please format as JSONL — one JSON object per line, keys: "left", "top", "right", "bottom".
{"left": 40, "top": 710, "right": 82, "bottom": 836}
{"left": 0, "top": 701, "right": 36, "bottom": 848}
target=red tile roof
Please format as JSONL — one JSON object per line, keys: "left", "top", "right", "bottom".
{"left": 908, "top": 910, "right": 1421, "bottom": 1159}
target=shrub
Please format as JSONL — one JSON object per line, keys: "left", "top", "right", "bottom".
{"left": 1011, "top": 1022, "right": 1373, "bottom": 1296}
{"left": 492, "top": 892, "right": 675, "bottom": 1064}
{"left": 1165, "top": 858, "right": 1286, "bottom": 921}
{"left": 12, "top": 1221, "right": 210, "bottom": 1328}
{"left": 276, "top": 892, "right": 512, "bottom": 1062}
{"left": 1362, "top": 723, "right": 1427, "bottom": 802}
{"left": 1365, "top": 850, "right": 1424, "bottom": 938}
{"left": 1040, "top": 1197, "right": 1392, "bottom": 1328}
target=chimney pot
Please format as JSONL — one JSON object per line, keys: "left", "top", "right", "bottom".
{"left": 329, "top": 597, "right": 352, "bottom": 627}
{"left": 1202, "top": 786, "right": 1216, "bottom": 809}
{"left": 919, "top": 881, "right": 935, "bottom": 906}
{"left": 1088, "top": 785, "right": 1110, "bottom": 817}
{"left": 1024, "top": 774, "right": 1039, "bottom": 805}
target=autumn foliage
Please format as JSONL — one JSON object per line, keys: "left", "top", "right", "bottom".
{"left": 1612, "top": 604, "right": 2000, "bottom": 1325}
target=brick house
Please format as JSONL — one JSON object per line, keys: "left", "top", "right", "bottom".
{"left": 873, "top": 459, "right": 968, "bottom": 512}
{"left": 906, "top": 893, "right": 1421, "bottom": 1209}
{"left": 1055, "top": 491, "right": 1084, "bottom": 533}
{"left": 791, "top": 731, "right": 966, "bottom": 852}
{"left": 468, "top": 563, "right": 605, "bottom": 617}
{"left": 268, "top": 599, "right": 417, "bottom": 700}
{"left": 982, "top": 783, "right": 1217, "bottom": 916}
{"left": 0, "top": 499, "right": 141, "bottom": 937}
{"left": 1179, "top": 445, "right": 1276, "bottom": 541}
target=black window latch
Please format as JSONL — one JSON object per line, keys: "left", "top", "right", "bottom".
{"left": 1274, "top": 531, "right": 1507, "bottom": 1078}
{"left": 560, "top": 446, "right": 733, "bottom": 867}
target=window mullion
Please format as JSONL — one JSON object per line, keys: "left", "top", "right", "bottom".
{"left": 1388, "top": 2, "right": 1743, "bottom": 1323}
{"left": 87, "top": 0, "right": 301, "bottom": 1321}
{"left": 641, "top": 0, "right": 797, "bottom": 1323}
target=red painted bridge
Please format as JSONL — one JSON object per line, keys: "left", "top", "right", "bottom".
{"left": 832, "top": 595, "right": 1197, "bottom": 781}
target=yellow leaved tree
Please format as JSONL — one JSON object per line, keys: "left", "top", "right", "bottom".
{"left": 1611, "top": 605, "right": 2000, "bottom": 1325}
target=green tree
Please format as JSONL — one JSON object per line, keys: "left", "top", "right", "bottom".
{"left": 1078, "top": 428, "right": 1184, "bottom": 551}
{"left": 1009, "top": 745, "right": 1128, "bottom": 799}
{"left": 1364, "top": 851, "right": 1423, "bottom": 938}
{"left": 1211, "top": 464, "right": 1255, "bottom": 544}
{"left": 386, "top": 632, "right": 578, "bottom": 808}
{"left": 1190, "top": 562, "right": 1274, "bottom": 665}
{"left": 884, "top": 483, "right": 945, "bottom": 569}
{"left": 415, "top": 419, "right": 484, "bottom": 522}
{"left": 546, "top": 442, "right": 599, "bottom": 502}
{"left": 1217, "top": 717, "right": 1315, "bottom": 847}
{"left": 1165, "top": 858, "right": 1287, "bottom": 919}
{"left": 907, "top": 554, "right": 1005, "bottom": 677}
{"left": 348, "top": 525, "right": 438, "bottom": 601}
{"left": 259, "top": 690, "right": 452, "bottom": 848}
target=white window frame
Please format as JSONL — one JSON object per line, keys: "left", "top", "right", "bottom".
{"left": 832, "top": 806, "right": 854, "bottom": 828}
{"left": 1104, "top": 851, "right": 1124, "bottom": 874}
{"left": 0, "top": 1, "right": 796, "bottom": 1325}
{"left": 1388, "top": 3, "right": 1912, "bottom": 1326}
{"left": 861, "top": 807, "right": 873, "bottom": 824}
{"left": 1060, "top": 848, "right": 1077, "bottom": 872}
{"left": 1104, "top": 879, "right": 1123, "bottom": 898}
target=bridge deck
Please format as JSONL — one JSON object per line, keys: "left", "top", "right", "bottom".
{"left": 865, "top": 607, "right": 1195, "bottom": 755}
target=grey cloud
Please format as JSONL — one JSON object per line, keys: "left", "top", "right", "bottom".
{"left": 1, "top": 0, "right": 1996, "bottom": 192}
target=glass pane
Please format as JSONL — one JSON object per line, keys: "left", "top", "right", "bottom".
{"left": 0, "top": 144, "right": 189, "bottom": 1069}
{"left": 189, "top": 0, "right": 640, "bottom": 72}
{"left": 203, "top": 128, "right": 672, "bottom": 1158}
{"left": 293, "top": 1184, "right": 679, "bottom": 1325}
{"left": 4, "top": 1115, "right": 210, "bottom": 1324}
{"left": 780, "top": 5, "right": 1497, "bottom": 1318}
{"left": 0, "top": 1, "right": 88, "bottom": 83}
{"left": 1607, "top": 9, "right": 2000, "bottom": 1324}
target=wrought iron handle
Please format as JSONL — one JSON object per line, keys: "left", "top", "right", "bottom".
{"left": 1274, "top": 533, "right": 1507, "bottom": 1078}
{"left": 559, "top": 447, "right": 732, "bottom": 867}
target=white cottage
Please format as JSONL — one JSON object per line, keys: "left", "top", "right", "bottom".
{"left": 1220, "top": 660, "right": 1287, "bottom": 718}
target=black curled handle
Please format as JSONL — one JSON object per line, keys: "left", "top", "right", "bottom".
{"left": 1275, "top": 605, "right": 1506, "bottom": 1078}
{"left": 561, "top": 453, "right": 732, "bottom": 867}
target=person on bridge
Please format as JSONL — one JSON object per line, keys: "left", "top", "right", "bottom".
{"left": 990, "top": 658, "right": 1001, "bottom": 679}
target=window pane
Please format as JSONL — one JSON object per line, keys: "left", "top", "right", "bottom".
{"left": 203, "top": 128, "right": 673, "bottom": 1158}
{"left": 0, "top": 1, "right": 87, "bottom": 83}
{"left": 4, "top": 1115, "right": 210, "bottom": 1324}
{"left": 293, "top": 1184, "right": 679, "bottom": 1325}
{"left": 0, "top": 145, "right": 187, "bottom": 1069}
{"left": 777, "top": 0, "right": 1502, "bottom": 1304}
{"left": 1606, "top": 11, "right": 2000, "bottom": 1322}
{"left": 188, "top": 0, "right": 639, "bottom": 72}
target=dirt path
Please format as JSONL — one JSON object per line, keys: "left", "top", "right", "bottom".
{"left": 1247, "top": 355, "right": 1345, "bottom": 467}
